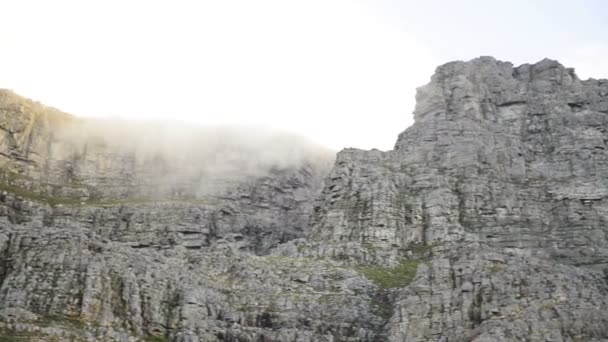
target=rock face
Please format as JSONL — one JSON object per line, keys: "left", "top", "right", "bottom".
{"left": 1, "top": 57, "right": 608, "bottom": 342}
{"left": 0, "top": 91, "right": 334, "bottom": 255}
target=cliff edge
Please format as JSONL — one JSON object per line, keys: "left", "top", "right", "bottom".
{"left": 1, "top": 58, "right": 608, "bottom": 341}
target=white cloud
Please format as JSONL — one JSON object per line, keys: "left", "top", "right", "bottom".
{"left": 0, "top": 0, "right": 437, "bottom": 150}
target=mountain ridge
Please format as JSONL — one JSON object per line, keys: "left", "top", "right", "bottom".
{"left": 1, "top": 57, "right": 608, "bottom": 341}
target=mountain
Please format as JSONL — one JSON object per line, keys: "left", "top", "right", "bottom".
{"left": 1, "top": 57, "right": 608, "bottom": 341}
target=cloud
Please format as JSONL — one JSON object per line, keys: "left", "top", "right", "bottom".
{"left": 50, "top": 117, "right": 337, "bottom": 198}
{"left": 0, "top": 0, "right": 437, "bottom": 150}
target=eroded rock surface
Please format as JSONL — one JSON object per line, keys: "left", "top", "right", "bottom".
{"left": 2, "top": 57, "right": 608, "bottom": 341}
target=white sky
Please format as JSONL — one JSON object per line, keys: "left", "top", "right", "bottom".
{"left": 1, "top": 0, "right": 607, "bottom": 150}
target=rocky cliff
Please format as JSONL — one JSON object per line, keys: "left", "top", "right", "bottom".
{"left": 1, "top": 57, "right": 608, "bottom": 342}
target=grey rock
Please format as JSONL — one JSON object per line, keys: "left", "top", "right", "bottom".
{"left": 2, "top": 56, "right": 608, "bottom": 341}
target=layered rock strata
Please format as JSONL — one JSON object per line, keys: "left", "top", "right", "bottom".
{"left": 2, "top": 57, "right": 608, "bottom": 341}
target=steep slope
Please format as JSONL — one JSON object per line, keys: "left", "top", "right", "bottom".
{"left": 2, "top": 57, "right": 608, "bottom": 342}
{"left": 300, "top": 58, "right": 608, "bottom": 262}
{"left": 0, "top": 91, "right": 388, "bottom": 342}
{"left": 286, "top": 57, "right": 608, "bottom": 341}
{"left": 0, "top": 90, "right": 334, "bottom": 254}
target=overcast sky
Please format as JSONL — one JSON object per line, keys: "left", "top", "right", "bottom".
{"left": 1, "top": 0, "right": 607, "bottom": 150}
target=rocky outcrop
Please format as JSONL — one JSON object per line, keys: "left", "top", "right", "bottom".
{"left": 0, "top": 90, "right": 334, "bottom": 254}
{"left": 2, "top": 57, "right": 608, "bottom": 341}
{"left": 305, "top": 58, "right": 608, "bottom": 259}
{"left": 1, "top": 90, "right": 382, "bottom": 342}
{"left": 292, "top": 57, "right": 608, "bottom": 341}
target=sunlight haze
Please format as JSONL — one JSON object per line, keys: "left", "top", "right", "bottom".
{"left": 1, "top": 0, "right": 607, "bottom": 150}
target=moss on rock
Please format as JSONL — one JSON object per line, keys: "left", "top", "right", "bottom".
{"left": 354, "top": 260, "right": 419, "bottom": 289}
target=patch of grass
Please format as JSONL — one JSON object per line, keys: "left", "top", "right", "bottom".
{"left": 0, "top": 182, "right": 84, "bottom": 206}
{"left": 362, "top": 241, "right": 379, "bottom": 252}
{"left": 0, "top": 336, "right": 18, "bottom": 342}
{"left": 486, "top": 262, "right": 505, "bottom": 274}
{"left": 145, "top": 335, "right": 171, "bottom": 342}
{"left": 0, "top": 328, "right": 35, "bottom": 342}
{"left": 0, "top": 167, "right": 216, "bottom": 207}
{"left": 265, "top": 302, "right": 280, "bottom": 313}
{"left": 354, "top": 260, "right": 420, "bottom": 289}
{"left": 0, "top": 169, "right": 87, "bottom": 206}
{"left": 81, "top": 197, "right": 213, "bottom": 207}
{"left": 36, "top": 313, "right": 87, "bottom": 329}
{"left": 0, "top": 179, "right": 214, "bottom": 207}
{"left": 406, "top": 242, "right": 434, "bottom": 254}
{"left": 539, "top": 300, "right": 556, "bottom": 310}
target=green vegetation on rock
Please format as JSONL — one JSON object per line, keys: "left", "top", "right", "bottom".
{"left": 35, "top": 313, "right": 87, "bottom": 329}
{"left": 145, "top": 335, "right": 172, "bottom": 342}
{"left": 0, "top": 328, "right": 37, "bottom": 342}
{"left": 0, "top": 181, "right": 84, "bottom": 206}
{"left": 0, "top": 180, "right": 213, "bottom": 207}
{"left": 354, "top": 260, "right": 419, "bottom": 289}
{"left": 0, "top": 335, "right": 19, "bottom": 342}
{"left": 406, "top": 242, "right": 435, "bottom": 254}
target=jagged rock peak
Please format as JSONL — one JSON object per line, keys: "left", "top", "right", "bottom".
{"left": 396, "top": 56, "right": 608, "bottom": 149}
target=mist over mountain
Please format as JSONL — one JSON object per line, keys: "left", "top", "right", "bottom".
{"left": 1, "top": 57, "right": 608, "bottom": 341}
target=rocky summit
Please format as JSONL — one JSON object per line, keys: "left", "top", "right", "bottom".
{"left": 1, "top": 57, "right": 608, "bottom": 342}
